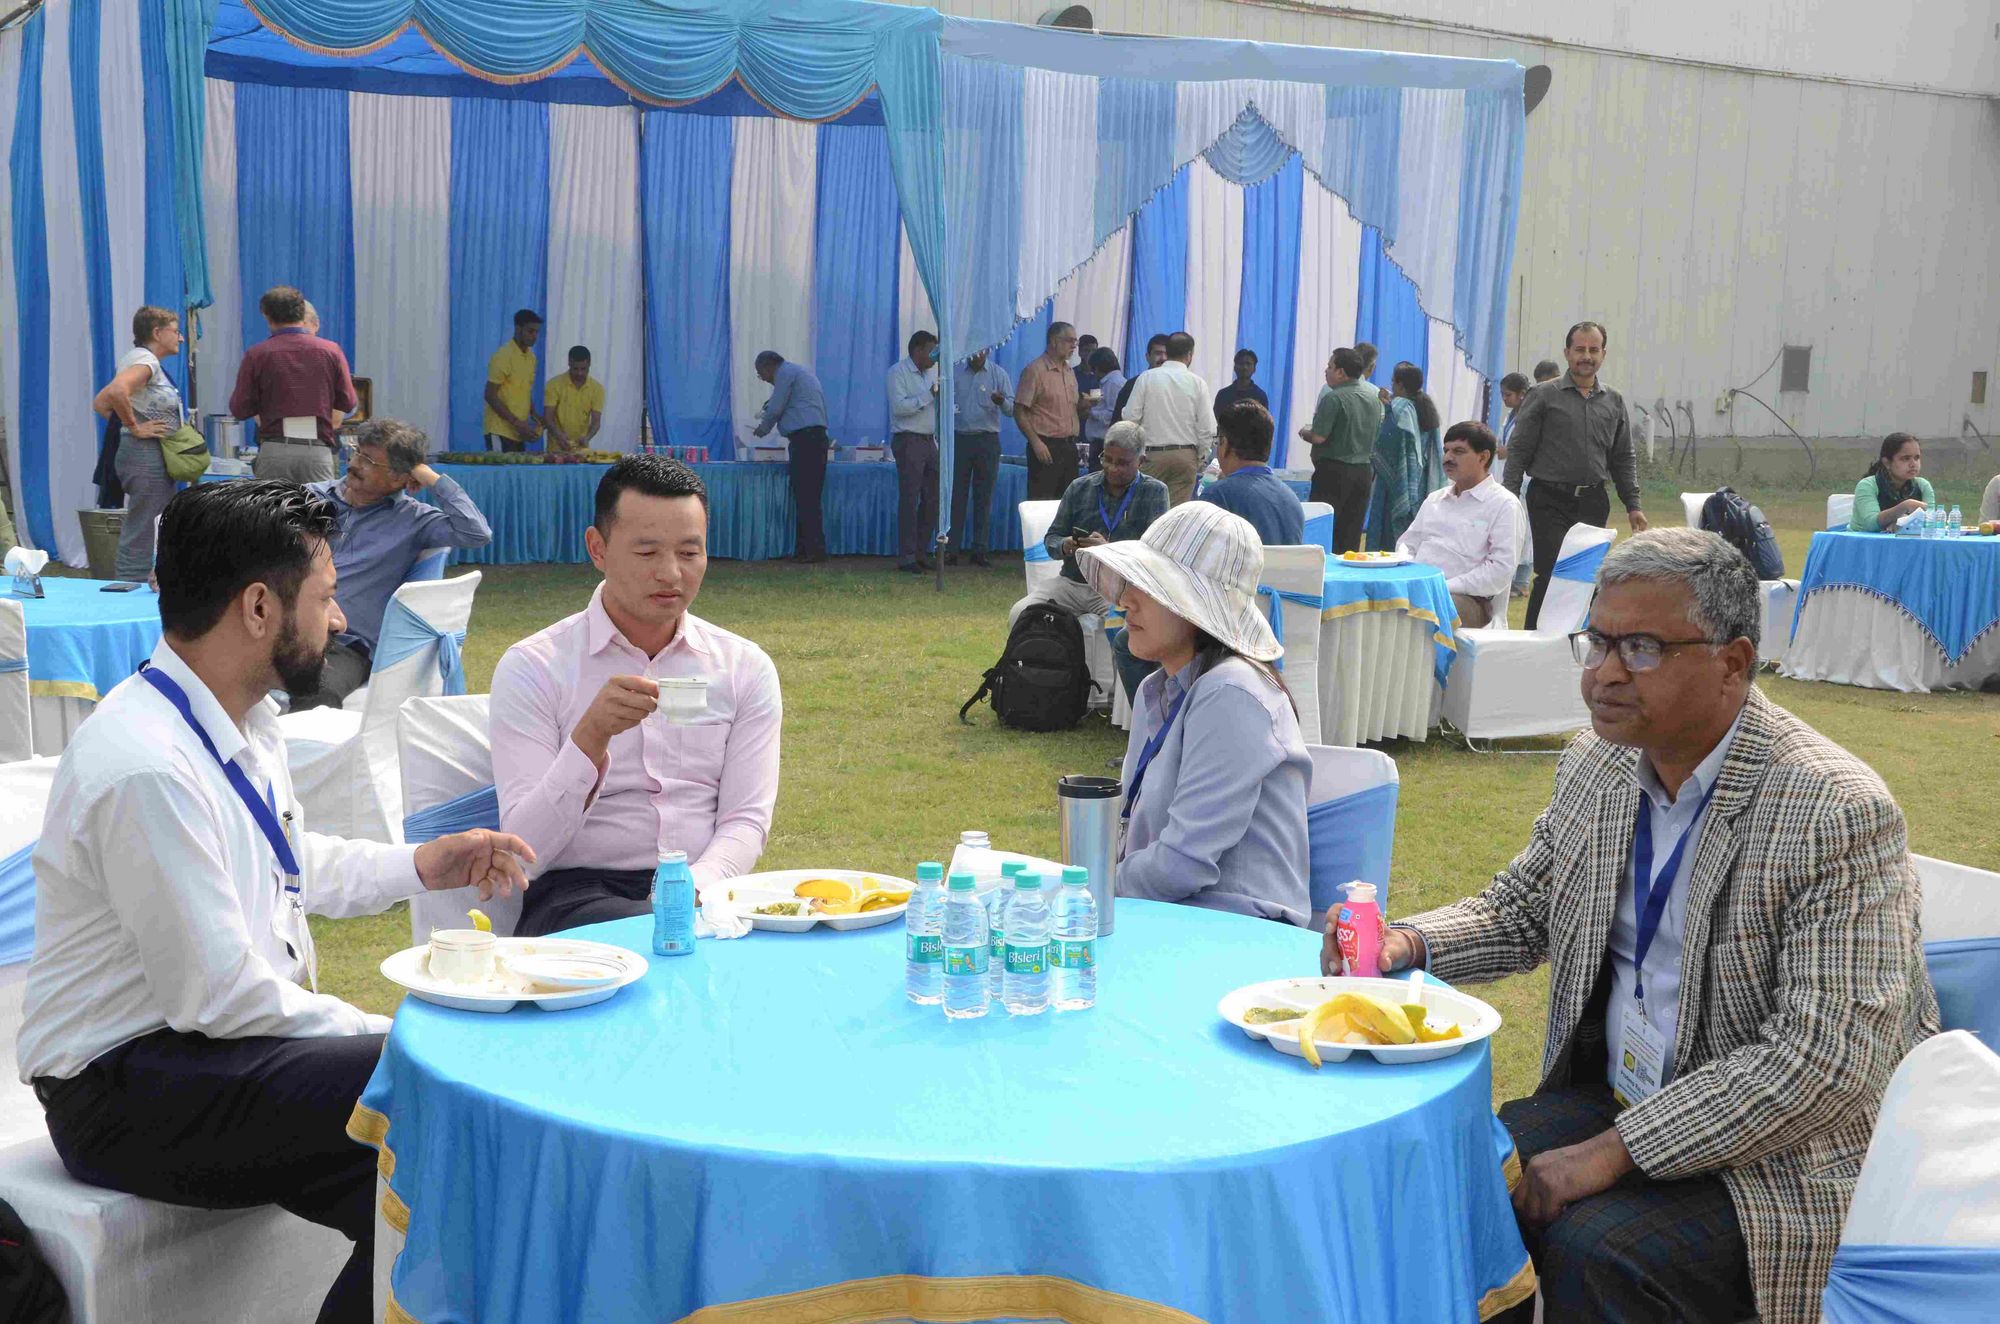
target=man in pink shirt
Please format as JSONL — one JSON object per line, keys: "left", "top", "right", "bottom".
{"left": 490, "top": 457, "right": 783, "bottom": 936}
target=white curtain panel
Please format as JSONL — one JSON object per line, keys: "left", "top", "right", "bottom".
{"left": 198, "top": 78, "right": 241, "bottom": 423}
{"left": 1015, "top": 67, "right": 1098, "bottom": 321}
{"left": 547, "top": 103, "right": 643, "bottom": 451}
{"left": 1173, "top": 78, "right": 1325, "bottom": 172}
{"left": 1182, "top": 156, "right": 1243, "bottom": 400}
{"left": 100, "top": 0, "right": 146, "bottom": 349}
{"left": 1393, "top": 87, "right": 1465, "bottom": 326}
{"left": 0, "top": 29, "right": 21, "bottom": 539}
{"left": 1428, "top": 318, "right": 1486, "bottom": 427}
{"left": 41, "top": 0, "right": 95, "bottom": 564}
{"left": 1050, "top": 220, "right": 1132, "bottom": 371}
{"left": 897, "top": 222, "right": 937, "bottom": 351}
{"left": 349, "top": 92, "right": 450, "bottom": 451}
{"left": 1287, "top": 180, "right": 1363, "bottom": 467}
{"left": 729, "top": 115, "right": 816, "bottom": 436}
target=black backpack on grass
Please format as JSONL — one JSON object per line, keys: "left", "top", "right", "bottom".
{"left": 1700, "top": 487, "right": 1785, "bottom": 579}
{"left": 960, "top": 603, "right": 1096, "bottom": 731}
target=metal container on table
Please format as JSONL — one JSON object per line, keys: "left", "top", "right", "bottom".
{"left": 205, "top": 415, "right": 244, "bottom": 458}
{"left": 1057, "top": 775, "right": 1121, "bottom": 936}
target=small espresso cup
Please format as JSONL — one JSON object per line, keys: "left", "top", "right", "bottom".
{"left": 428, "top": 929, "right": 496, "bottom": 985}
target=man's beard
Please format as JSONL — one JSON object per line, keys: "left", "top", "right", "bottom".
{"left": 273, "top": 612, "right": 332, "bottom": 694}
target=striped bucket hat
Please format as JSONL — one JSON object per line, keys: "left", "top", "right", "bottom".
{"left": 1076, "top": 502, "right": 1280, "bottom": 663}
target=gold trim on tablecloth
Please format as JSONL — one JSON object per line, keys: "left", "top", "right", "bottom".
{"left": 27, "top": 679, "right": 99, "bottom": 701}
{"left": 676, "top": 1274, "right": 1203, "bottom": 1323}
{"left": 1478, "top": 1257, "right": 1538, "bottom": 1320}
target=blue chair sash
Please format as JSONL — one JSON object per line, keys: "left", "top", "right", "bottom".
{"left": 1302, "top": 512, "right": 1333, "bottom": 552}
{"left": 1550, "top": 539, "right": 1610, "bottom": 583}
{"left": 1924, "top": 937, "right": 2000, "bottom": 1044}
{"left": 1256, "top": 585, "right": 1325, "bottom": 672}
{"left": 0, "top": 656, "right": 26, "bottom": 673}
{"left": 1304, "top": 780, "right": 1398, "bottom": 916}
{"left": 0, "top": 841, "right": 37, "bottom": 966}
{"left": 1823, "top": 1244, "right": 2000, "bottom": 1323}
{"left": 1023, "top": 542, "right": 1053, "bottom": 563}
{"left": 375, "top": 597, "right": 468, "bottom": 697}
{"left": 402, "top": 785, "right": 500, "bottom": 844}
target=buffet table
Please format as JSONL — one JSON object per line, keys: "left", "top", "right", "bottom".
{"left": 1782, "top": 531, "right": 2000, "bottom": 692}
{"left": 425, "top": 460, "right": 1028, "bottom": 564}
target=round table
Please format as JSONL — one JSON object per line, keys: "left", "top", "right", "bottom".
{"left": 1317, "top": 560, "right": 1460, "bottom": 746}
{"left": 17, "top": 578, "right": 162, "bottom": 755}
{"left": 1781, "top": 532, "right": 2000, "bottom": 692}
{"left": 352, "top": 901, "right": 1531, "bottom": 1324}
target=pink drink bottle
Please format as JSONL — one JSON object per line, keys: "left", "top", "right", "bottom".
{"left": 1334, "top": 882, "right": 1382, "bottom": 978}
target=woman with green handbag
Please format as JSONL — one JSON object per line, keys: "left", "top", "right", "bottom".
{"left": 91, "top": 306, "right": 189, "bottom": 578}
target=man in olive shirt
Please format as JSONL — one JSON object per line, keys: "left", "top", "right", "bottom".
{"left": 1504, "top": 321, "right": 1651, "bottom": 628}
{"left": 1299, "top": 347, "right": 1383, "bottom": 553}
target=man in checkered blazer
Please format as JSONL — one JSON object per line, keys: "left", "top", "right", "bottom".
{"left": 1329, "top": 529, "right": 1938, "bottom": 1323}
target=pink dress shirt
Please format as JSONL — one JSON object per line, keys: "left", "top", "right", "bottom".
{"left": 489, "top": 587, "right": 782, "bottom": 890}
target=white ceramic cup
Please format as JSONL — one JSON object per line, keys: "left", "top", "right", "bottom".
{"left": 428, "top": 929, "right": 497, "bottom": 985}
{"left": 656, "top": 676, "right": 710, "bottom": 724}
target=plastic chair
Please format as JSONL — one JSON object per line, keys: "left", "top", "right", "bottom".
{"left": 1680, "top": 491, "right": 1714, "bottom": 529}
{"left": 1257, "top": 545, "right": 1326, "bottom": 745}
{"left": 1300, "top": 501, "right": 1334, "bottom": 552}
{"left": 397, "top": 695, "right": 512, "bottom": 943}
{"left": 1303, "top": 744, "right": 1398, "bottom": 931}
{"left": 0, "top": 758, "right": 345, "bottom": 1323}
{"left": 0, "top": 598, "right": 29, "bottom": 763}
{"left": 1915, "top": 853, "right": 2000, "bottom": 1043}
{"left": 1822, "top": 1031, "right": 2000, "bottom": 1322}
{"left": 1828, "top": 493, "right": 1856, "bottom": 530}
{"left": 282, "top": 572, "right": 481, "bottom": 842}
{"left": 1439, "top": 523, "right": 1616, "bottom": 745}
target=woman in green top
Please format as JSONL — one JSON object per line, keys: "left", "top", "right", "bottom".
{"left": 1849, "top": 432, "right": 1935, "bottom": 531}
{"left": 1366, "top": 362, "right": 1443, "bottom": 549}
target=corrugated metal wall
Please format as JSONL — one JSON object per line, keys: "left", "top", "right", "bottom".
{"left": 895, "top": 0, "right": 2000, "bottom": 447}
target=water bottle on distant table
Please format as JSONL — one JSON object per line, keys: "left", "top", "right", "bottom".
{"left": 1949, "top": 505, "right": 1963, "bottom": 537}
{"left": 1051, "top": 865, "right": 1098, "bottom": 1011}
{"left": 988, "top": 861, "right": 1024, "bottom": 1003}
{"left": 905, "top": 862, "right": 946, "bottom": 1005}
{"left": 652, "top": 850, "right": 695, "bottom": 957}
{"left": 942, "top": 872, "right": 990, "bottom": 1020}
{"left": 1002, "top": 873, "right": 1051, "bottom": 1016}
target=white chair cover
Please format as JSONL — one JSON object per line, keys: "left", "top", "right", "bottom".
{"left": 1259, "top": 545, "right": 1326, "bottom": 745}
{"left": 1303, "top": 744, "right": 1398, "bottom": 930}
{"left": 1440, "top": 524, "right": 1614, "bottom": 741}
{"left": 1479, "top": 487, "right": 1529, "bottom": 629}
{"left": 1914, "top": 853, "right": 2000, "bottom": 1044}
{"left": 1300, "top": 501, "right": 1334, "bottom": 552}
{"left": 281, "top": 573, "right": 482, "bottom": 843}
{"left": 1828, "top": 492, "right": 1856, "bottom": 530}
{"left": 0, "top": 598, "right": 30, "bottom": 763}
{"left": 1680, "top": 491, "right": 1714, "bottom": 528}
{"left": 397, "top": 695, "right": 514, "bottom": 942}
{"left": 1759, "top": 579, "right": 1797, "bottom": 666}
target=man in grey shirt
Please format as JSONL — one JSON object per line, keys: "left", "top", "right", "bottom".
{"left": 1504, "top": 322, "right": 1651, "bottom": 628}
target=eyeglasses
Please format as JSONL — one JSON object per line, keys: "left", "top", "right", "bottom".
{"left": 1568, "top": 629, "right": 1722, "bottom": 672}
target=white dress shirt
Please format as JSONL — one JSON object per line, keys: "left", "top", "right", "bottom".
{"left": 887, "top": 356, "right": 938, "bottom": 436}
{"left": 1395, "top": 474, "right": 1523, "bottom": 601}
{"left": 1605, "top": 706, "right": 1746, "bottom": 1087}
{"left": 17, "top": 643, "right": 421, "bottom": 1082}
{"left": 1122, "top": 360, "right": 1216, "bottom": 454}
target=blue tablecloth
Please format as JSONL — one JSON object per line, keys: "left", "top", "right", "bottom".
{"left": 1792, "top": 532, "right": 2000, "bottom": 663}
{"left": 1323, "top": 559, "right": 1461, "bottom": 685}
{"left": 15, "top": 578, "right": 161, "bottom": 701}
{"left": 352, "top": 901, "right": 1531, "bottom": 1324}
{"left": 425, "top": 461, "right": 1029, "bottom": 565}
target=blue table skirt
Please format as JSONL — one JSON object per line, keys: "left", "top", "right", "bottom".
{"left": 352, "top": 901, "right": 1531, "bottom": 1324}
{"left": 1792, "top": 531, "right": 2000, "bottom": 663}
{"left": 16, "top": 577, "right": 162, "bottom": 701}
{"left": 1323, "top": 560, "right": 1461, "bottom": 685}
{"left": 427, "top": 461, "right": 1029, "bottom": 564}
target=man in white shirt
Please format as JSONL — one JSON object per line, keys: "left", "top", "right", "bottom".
{"left": 17, "top": 480, "right": 534, "bottom": 1324}
{"left": 1396, "top": 420, "right": 1523, "bottom": 628}
{"left": 1121, "top": 330, "right": 1215, "bottom": 506}
{"left": 886, "top": 330, "right": 941, "bottom": 572}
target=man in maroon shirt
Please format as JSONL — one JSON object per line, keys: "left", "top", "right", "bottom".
{"left": 231, "top": 285, "right": 358, "bottom": 483}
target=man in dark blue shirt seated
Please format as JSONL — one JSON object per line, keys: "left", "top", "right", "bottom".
{"left": 1198, "top": 400, "right": 1303, "bottom": 546}
{"left": 1211, "top": 348, "right": 1269, "bottom": 417}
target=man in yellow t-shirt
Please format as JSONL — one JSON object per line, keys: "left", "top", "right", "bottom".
{"left": 542, "top": 346, "right": 605, "bottom": 460}
{"left": 482, "top": 309, "right": 543, "bottom": 452}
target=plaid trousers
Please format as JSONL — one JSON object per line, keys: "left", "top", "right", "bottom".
{"left": 1496, "top": 1086, "right": 1756, "bottom": 1324}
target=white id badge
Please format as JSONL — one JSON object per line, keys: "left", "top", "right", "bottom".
{"left": 1611, "top": 1001, "right": 1669, "bottom": 1108}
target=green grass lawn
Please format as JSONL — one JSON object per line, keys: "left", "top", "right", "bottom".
{"left": 313, "top": 469, "right": 1999, "bottom": 1106}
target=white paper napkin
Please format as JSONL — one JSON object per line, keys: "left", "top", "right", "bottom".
{"left": 4, "top": 547, "right": 48, "bottom": 577}
{"left": 694, "top": 887, "right": 751, "bottom": 940}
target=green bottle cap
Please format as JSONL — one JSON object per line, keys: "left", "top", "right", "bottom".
{"left": 1061, "top": 866, "right": 1089, "bottom": 886}
{"left": 916, "top": 862, "right": 944, "bottom": 881}
{"left": 947, "top": 872, "right": 977, "bottom": 890}
{"left": 1000, "top": 860, "right": 1027, "bottom": 876}
{"left": 1014, "top": 873, "right": 1042, "bottom": 890}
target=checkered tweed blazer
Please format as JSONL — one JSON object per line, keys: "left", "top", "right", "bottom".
{"left": 1406, "top": 687, "right": 1939, "bottom": 1324}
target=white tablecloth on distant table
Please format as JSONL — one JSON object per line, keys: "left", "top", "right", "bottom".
{"left": 1781, "top": 532, "right": 2000, "bottom": 692}
{"left": 1317, "top": 610, "right": 1442, "bottom": 745}
{"left": 1783, "top": 591, "right": 2000, "bottom": 692}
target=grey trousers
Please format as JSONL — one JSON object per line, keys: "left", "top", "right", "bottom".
{"left": 252, "top": 439, "right": 337, "bottom": 483}
{"left": 113, "top": 434, "right": 174, "bottom": 579}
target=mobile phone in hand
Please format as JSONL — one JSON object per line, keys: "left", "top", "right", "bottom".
{"left": 100, "top": 581, "right": 143, "bottom": 592}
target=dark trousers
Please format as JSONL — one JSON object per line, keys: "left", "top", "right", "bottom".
{"left": 1493, "top": 1085, "right": 1754, "bottom": 1324}
{"left": 787, "top": 425, "right": 829, "bottom": 558}
{"left": 1085, "top": 436, "right": 1104, "bottom": 473}
{"left": 951, "top": 431, "right": 1001, "bottom": 554}
{"left": 35, "top": 1028, "right": 386, "bottom": 1324}
{"left": 892, "top": 432, "right": 940, "bottom": 564}
{"left": 484, "top": 431, "right": 525, "bottom": 454}
{"left": 1027, "top": 435, "right": 1080, "bottom": 500}
{"left": 1523, "top": 479, "right": 1611, "bottom": 630}
{"left": 1311, "top": 459, "right": 1373, "bottom": 553}
{"left": 516, "top": 866, "right": 654, "bottom": 937}
{"left": 287, "top": 639, "right": 372, "bottom": 712}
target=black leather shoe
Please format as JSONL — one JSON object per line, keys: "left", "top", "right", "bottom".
{"left": 944, "top": 553, "right": 961, "bottom": 567}
{"left": 970, "top": 553, "right": 992, "bottom": 568}
{"left": 895, "top": 560, "right": 922, "bottom": 573}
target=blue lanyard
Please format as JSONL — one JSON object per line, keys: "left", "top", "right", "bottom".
{"left": 1121, "top": 687, "right": 1189, "bottom": 821}
{"left": 140, "top": 666, "right": 301, "bottom": 887}
{"left": 1629, "top": 779, "right": 1720, "bottom": 1009}
{"left": 1097, "top": 481, "right": 1138, "bottom": 534}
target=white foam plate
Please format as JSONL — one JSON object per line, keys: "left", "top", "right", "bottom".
{"left": 1330, "top": 551, "right": 1415, "bottom": 567}
{"left": 1216, "top": 975, "right": 1502, "bottom": 1065}
{"left": 382, "top": 937, "right": 648, "bottom": 1014}
{"left": 724, "top": 868, "right": 916, "bottom": 932}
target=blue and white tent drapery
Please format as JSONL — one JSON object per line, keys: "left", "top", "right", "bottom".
{"left": 0, "top": 0, "right": 1522, "bottom": 564}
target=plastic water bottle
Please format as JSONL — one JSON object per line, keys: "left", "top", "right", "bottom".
{"left": 942, "top": 872, "right": 990, "bottom": 1020}
{"left": 1949, "top": 505, "right": 1963, "bottom": 537}
{"left": 1002, "top": 873, "right": 1051, "bottom": 1016}
{"left": 987, "top": 861, "right": 1024, "bottom": 1002}
{"left": 651, "top": 850, "right": 695, "bottom": 956}
{"left": 1051, "top": 865, "right": 1098, "bottom": 1011}
{"left": 904, "top": 861, "right": 946, "bottom": 1005}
